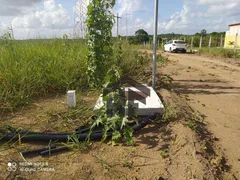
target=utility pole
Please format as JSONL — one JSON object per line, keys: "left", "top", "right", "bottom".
{"left": 9, "top": 25, "right": 14, "bottom": 40}
{"left": 116, "top": 13, "right": 121, "bottom": 37}
{"left": 125, "top": 14, "right": 130, "bottom": 41}
{"left": 152, "top": 0, "right": 159, "bottom": 89}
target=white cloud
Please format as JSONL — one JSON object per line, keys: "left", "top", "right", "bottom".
{"left": 1, "top": 0, "right": 240, "bottom": 39}
{"left": 12, "top": 0, "right": 70, "bottom": 29}
{"left": 116, "top": 0, "right": 150, "bottom": 16}
{"left": 0, "top": 0, "right": 43, "bottom": 16}
{"left": 206, "top": 3, "right": 240, "bottom": 16}
{"left": 135, "top": 18, "right": 143, "bottom": 24}
{"left": 0, "top": 22, "right": 8, "bottom": 32}
{"left": 157, "top": 0, "right": 240, "bottom": 34}
{"left": 44, "top": 0, "right": 56, "bottom": 11}
{"left": 113, "top": 0, "right": 240, "bottom": 36}
{"left": 198, "top": 0, "right": 240, "bottom": 5}
{"left": 159, "top": 2, "right": 196, "bottom": 34}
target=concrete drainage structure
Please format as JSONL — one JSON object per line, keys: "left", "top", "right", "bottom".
{"left": 94, "top": 85, "right": 164, "bottom": 116}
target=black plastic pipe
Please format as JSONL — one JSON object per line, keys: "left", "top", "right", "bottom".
{"left": 39, "top": 115, "right": 157, "bottom": 157}
{"left": 6, "top": 126, "right": 101, "bottom": 136}
{"left": 21, "top": 145, "right": 57, "bottom": 157}
{"left": 1, "top": 132, "right": 109, "bottom": 142}
{"left": 132, "top": 114, "right": 157, "bottom": 133}
{"left": 1, "top": 114, "right": 157, "bottom": 142}
{"left": 40, "top": 147, "right": 69, "bottom": 157}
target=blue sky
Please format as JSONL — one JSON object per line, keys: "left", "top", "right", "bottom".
{"left": 0, "top": 0, "right": 240, "bottom": 39}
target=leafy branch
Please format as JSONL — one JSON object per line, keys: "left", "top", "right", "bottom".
{"left": 86, "top": 0, "right": 116, "bottom": 88}
{"left": 86, "top": 0, "right": 134, "bottom": 145}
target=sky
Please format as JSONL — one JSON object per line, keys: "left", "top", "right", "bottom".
{"left": 0, "top": 0, "right": 240, "bottom": 39}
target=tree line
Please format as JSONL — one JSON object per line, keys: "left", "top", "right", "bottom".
{"left": 127, "top": 29, "right": 226, "bottom": 47}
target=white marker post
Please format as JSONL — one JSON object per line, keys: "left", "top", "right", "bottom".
{"left": 67, "top": 90, "right": 76, "bottom": 108}
{"left": 152, "top": 0, "right": 159, "bottom": 89}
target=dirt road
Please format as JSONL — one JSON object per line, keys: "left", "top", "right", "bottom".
{"left": 161, "top": 52, "right": 240, "bottom": 178}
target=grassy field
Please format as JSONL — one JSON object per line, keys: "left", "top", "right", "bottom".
{"left": 197, "top": 47, "right": 240, "bottom": 58}
{"left": 0, "top": 39, "right": 150, "bottom": 113}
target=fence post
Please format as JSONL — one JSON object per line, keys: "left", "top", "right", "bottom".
{"left": 191, "top": 36, "right": 193, "bottom": 52}
{"left": 208, "top": 35, "right": 212, "bottom": 48}
{"left": 184, "top": 37, "right": 186, "bottom": 42}
{"left": 234, "top": 33, "right": 238, "bottom": 53}
{"left": 199, "top": 36, "right": 202, "bottom": 49}
{"left": 220, "top": 34, "right": 223, "bottom": 48}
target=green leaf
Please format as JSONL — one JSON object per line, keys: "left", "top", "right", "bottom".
{"left": 124, "top": 127, "right": 133, "bottom": 145}
{"left": 121, "top": 116, "right": 128, "bottom": 130}
{"left": 112, "top": 130, "right": 121, "bottom": 141}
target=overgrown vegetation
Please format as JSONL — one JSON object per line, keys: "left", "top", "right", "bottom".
{"left": 161, "top": 101, "right": 178, "bottom": 123}
{"left": 86, "top": 0, "right": 137, "bottom": 145}
{"left": 0, "top": 38, "right": 88, "bottom": 112}
{"left": 86, "top": 0, "right": 116, "bottom": 87}
{"left": 198, "top": 48, "right": 240, "bottom": 59}
{"left": 0, "top": 37, "right": 149, "bottom": 113}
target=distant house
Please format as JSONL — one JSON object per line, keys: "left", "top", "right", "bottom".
{"left": 224, "top": 23, "right": 240, "bottom": 48}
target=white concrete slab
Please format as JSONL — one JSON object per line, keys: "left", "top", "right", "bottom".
{"left": 94, "top": 85, "right": 164, "bottom": 116}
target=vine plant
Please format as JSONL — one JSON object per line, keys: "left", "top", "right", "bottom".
{"left": 86, "top": 0, "right": 115, "bottom": 87}
{"left": 86, "top": 0, "right": 134, "bottom": 145}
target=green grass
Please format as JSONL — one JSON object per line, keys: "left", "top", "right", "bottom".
{"left": 197, "top": 47, "right": 240, "bottom": 59}
{"left": 0, "top": 39, "right": 88, "bottom": 112}
{"left": 0, "top": 39, "right": 150, "bottom": 113}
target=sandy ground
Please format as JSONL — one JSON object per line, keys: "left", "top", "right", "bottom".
{"left": 0, "top": 52, "right": 239, "bottom": 180}
{"left": 160, "top": 52, "right": 240, "bottom": 179}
